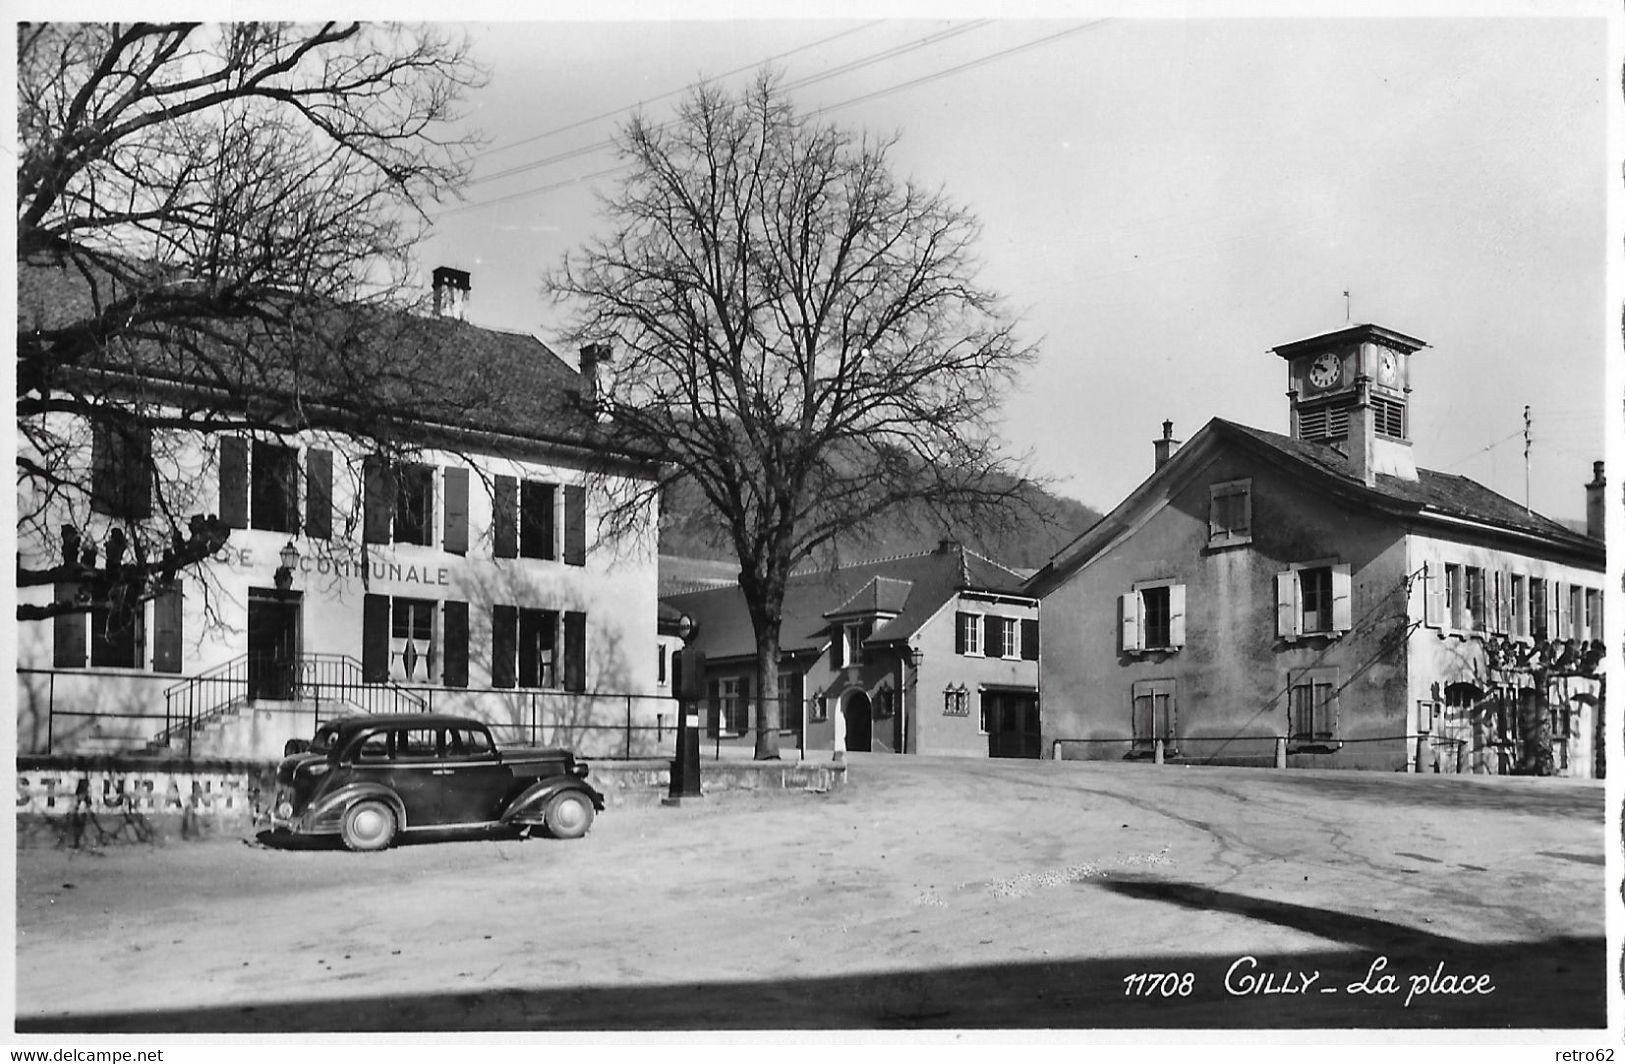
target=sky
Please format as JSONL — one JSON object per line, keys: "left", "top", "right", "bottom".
{"left": 411, "top": 7, "right": 1614, "bottom": 525}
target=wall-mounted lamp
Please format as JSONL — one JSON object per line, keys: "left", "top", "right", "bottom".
{"left": 909, "top": 645, "right": 924, "bottom": 668}
{"left": 676, "top": 613, "right": 698, "bottom": 643}
{"left": 274, "top": 539, "right": 300, "bottom": 592}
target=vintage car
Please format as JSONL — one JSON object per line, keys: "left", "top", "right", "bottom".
{"left": 268, "top": 713, "right": 605, "bottom": 851}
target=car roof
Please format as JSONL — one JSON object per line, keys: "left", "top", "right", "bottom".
{"left": 325, "top": 714, "right": 490, "bottom": 737}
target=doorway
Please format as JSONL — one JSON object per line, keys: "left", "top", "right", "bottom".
{"left": 984, "top": 689, "right": 1041, "bottom": 759}
{"left": 247, "top": 590, "right": 302, "bottom": 701}
{"left": 843, "top": 691, "right": 872, "bottom": 752}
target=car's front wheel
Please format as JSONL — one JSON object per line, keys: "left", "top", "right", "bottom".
{"left": 340, "top": 799, "right": 397, "bottom": 852}
{"left": 544, "top": 791, "right": 595, "bottom": 840}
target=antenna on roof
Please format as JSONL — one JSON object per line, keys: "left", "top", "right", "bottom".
{"left": 1523, "top": 405, "right": 1532, "bottom": 513}
{"left": 1343, "top": 289, "right": 1351, "bottom": 323}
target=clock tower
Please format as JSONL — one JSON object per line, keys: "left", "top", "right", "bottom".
{"left": 1272, "top": 323, "right": 1425, "bottom": 486}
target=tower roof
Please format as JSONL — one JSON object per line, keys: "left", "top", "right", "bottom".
{"left": 1271, "top": 322, "right": 1428, "bottom": 361}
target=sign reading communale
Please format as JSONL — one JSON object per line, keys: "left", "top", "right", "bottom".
{"left": 214, "top": 545, "right": 451, "bottom": 588}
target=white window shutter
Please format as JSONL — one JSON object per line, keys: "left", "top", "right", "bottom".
{"left": 1275, "top": 571, "right": 1299, "bottom": 641}
{"left": 1120, "top": 592, "right": 1142, "bottom": 653}
{"left": 1331, "top": 564, "right": 1353, "bottom": 633}
{"left": 1492, "top": 571, "right": 1508, "bottom": 634}
{"left": 1552, "top": 582, "right": 1566, "bottom": 640}
{"left": 1168, "top": 584, "right": 1187, "bottom": 648}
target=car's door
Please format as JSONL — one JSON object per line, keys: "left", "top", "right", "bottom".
{"left": 433, "top": 725, "right": 515, "bottom": 826}
{"left": 377, "top": 724, "right": 446, "bottom": 827}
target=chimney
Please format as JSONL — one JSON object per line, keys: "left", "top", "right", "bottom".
{"left": 935, "top": 537, "right": 959, "bottom": 554}
{"left": 432, "top": 267, "right": 471, "bottom": 321}
{"left": 579, "top": 343, "right": 612, "bottom": 416}
{"left": 1153, "top": 420, "right": 1181, "bottom": 470}
{"left": 1585, "top": 460, "right": 1605, "bottom": 540}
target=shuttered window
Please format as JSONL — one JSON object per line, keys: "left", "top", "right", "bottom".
{"left": 1020, "top": 618, "right": 1040, "bottom": 661}
{"left": 564, "top": 484, "right": 587, "bottom": 566}
{"left": 53, "top": 584, "right": 86, "bottom": 668}
{"left": 91, "top": 421, "right": 153, "bottom": 519}
{"left": 219, "top": 437, "right": 249, "bottom": 529}
{"left": 361, "top": 594, "right": 390, "bottom": 682}
{"left": 441, "top": 600, "right": 469, "bottom": 688}
{"left": 304, "top": 449, "right": 333, "bottom": 540}
{"left": 563, "top": 610, "right": 587, "bottom": 693}
{"left": 493, "top": 476, "right": 518, "bottom": 559}
{"left": 250, "top": 440, "right": 299, "bottom": 533}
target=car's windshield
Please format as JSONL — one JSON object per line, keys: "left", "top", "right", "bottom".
{"left": 306, "top": 724, "right": 344, "bottom": 755}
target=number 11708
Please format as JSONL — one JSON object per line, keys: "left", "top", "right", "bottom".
{"left": 1122, "top": 972, "right": 1195, "bottom": 997}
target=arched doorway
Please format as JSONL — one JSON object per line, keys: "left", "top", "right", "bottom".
{"left": 843, "top": 691, "right": 872, "bottom": 752}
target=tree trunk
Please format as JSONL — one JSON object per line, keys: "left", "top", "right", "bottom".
{"left": 752, "top": 622, "right": 782, "bottom": 760}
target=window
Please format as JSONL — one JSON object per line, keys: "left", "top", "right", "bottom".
{"left": 1567, "top": 584, "right": 1583, "bottom": 642}
{"left": 955, "top": 612, "right": 983, "bottom": 656}
{"left": 1465, "top": 567, "right": 1486, "bottom": 633}
{"left": 1297, "top": 403, "right": 1349, "bottom": 442}
{"left": 716, "top": 677, "right": 748, "bottom": 736}
{"left": 1584, "top": 587, "right": 1603, "bottom": 642}
{"left": 810, "top": 694, "right": 830, "bottom": 723}
{"left": 1275, "top": 564, "right": 1351, "bottom": 641}
{"left": 983, "top": 616, "right": 1021, "bottom": 660}
{"left": 363, "top": 458, "right": 435, "bottom": 546}
{"left": 1121, "top": 582, "right": 1186, "bottom": 653}
{"left": 494, "top": 478, "right": 588, "bottom": 565}
{"left": 89, "top": 599, "right": 144, "bottom": 668}
{"left": 91, "top": 421, "right": 153, "bottom": 519}
{"left": 249, "top": 440, "right": 298, "bottom": 533}
{"left": 1130, "top": 679, "right": 1177, "bottom": 755}
{"left": 516, "top": 608, "right": 559, "bottom": 688}
{"left": 1288, "top": 669, "right": 1340, "bottom": 748}
{"left": 520, "top": 481, "right": 557, "bottom": 560}
{"left": 777, "top": 671, "right": 804, "bottom": 733}
{"left": 1531, "top": 577, "right": 1549, "bottom": 640}
{"left": 839, "top": 622, "right": 869, "bottom": 668}
{"left": 1511, "top": 574, "right": 1529, "bottom": 640}
{"left": 942, "top": 685, "right": 970, "bottom": 717}
{"left": 444, "top": 726, "right": 494, "bottom": 758}
{"left": 394, "top": 727, "right": 438, "bottom": 760}
{"left": 389, "top": 596, "right": 437, "bottom": 683}
{"left": 1208, "top": 479, "right": 1253, "bottom": 548}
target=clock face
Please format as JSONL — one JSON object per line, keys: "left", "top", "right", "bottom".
{"left": 1307, "top": 352, "right": 1342, "bottom": 390}
{"left": 1377, "top": 349, "right": 1399, "bottom": 385}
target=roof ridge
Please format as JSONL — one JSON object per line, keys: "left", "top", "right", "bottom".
{"left": 789, "top": 547, "right": 935, "bottom": 577}
{"left": 962, "top": 547, "right": 1024, "bottom": 579}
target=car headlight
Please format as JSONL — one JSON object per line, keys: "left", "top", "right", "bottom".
{"left": 275, "top": 800, "right": 295, "bottom": 819}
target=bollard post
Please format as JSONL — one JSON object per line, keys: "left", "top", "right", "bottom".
{"left": 1275, "top": 736, "right": 1287, "bottom": 769}
{"left": 664, "top": 648, "right": 704, "bottom": 806}
{"left": 1153, "top": 738, "right": 1164, "bottom": 765}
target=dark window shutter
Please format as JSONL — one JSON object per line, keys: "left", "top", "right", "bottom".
{"left": 985, "top": 615, "right": 1005, "bottom": 658}
{"left": 219, "top": 437, "right": 249, "bottom": 530}
{"left": 442, "top": 600, "right": 469, "bottom": 688}
{"left": 563, "top": 610, "right": 587, "bottom": 692}
{"left": 443, "top": 467, "right": 469, "bottom": 556}
{"left": 362, "top": 458, "right": 391, "bottom": 544}
{"left": 954, "top": 611, "right": 970, "bottom": 655}
{"left": 1021, "top": 618, "right": 1039, "bottom": 661}
{"left": 53, "top": 584, "right": 85, "bottom": 668}
{"left": 304, "top": 449, "right": 333, "bottom": 540}
{"left": 491, "top": 605, "right": 518, "bottom": 688}
{"left": 362, "top": 594, "right": 390, "bottom": 682}
{"left": 493, "top": 476, "right": 518, "bottom": 559}
{"left": 707, "top": 677, "right": 721, "bottom": 737}
{"left": 152, "top": 582, "right": 184, "bottom": 674}
{"left": 564, "top": 484, "right": 587, "bottom": 566}
{"left": 520, "top": 481, "right": 556, "bottom": 559}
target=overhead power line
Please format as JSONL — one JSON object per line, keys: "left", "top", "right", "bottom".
{"left": 467, "top": 20, "right": 995, "bottom": 189}
{"left": 437, "top": 20, "right": 1109, "bottom": 219}
{"left": 473, "top": 20, "right": 889, "bottom": 162}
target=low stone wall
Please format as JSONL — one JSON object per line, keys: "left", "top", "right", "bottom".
{"left": 15, "top": 754, "right": 847, "bottom": 847}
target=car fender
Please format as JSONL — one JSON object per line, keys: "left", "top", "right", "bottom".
{"left": 304, "top": 783, "right": 409, "bottom": 834}
{"left": 501, "top": 778, "right": 605, "bottom": 825}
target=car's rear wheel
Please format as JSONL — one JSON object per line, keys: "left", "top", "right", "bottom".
{"left": 340, "top": 799, "right": 396, "bottom": 852}
{"left": 544, "top": 791, "right": 595, "bottom": 839}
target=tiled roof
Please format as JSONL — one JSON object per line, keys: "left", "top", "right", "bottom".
{"left": 19, "top": 253, "right": 630, "bottom": 454}
{"left": 1212, "top": 419, "right": 1600, "bottom": 551}
{"left": 663, "top": 544, "right": 1030, "bottom": 662}
{"left": 825, "top": 576, "right": 915, "bottom": 619}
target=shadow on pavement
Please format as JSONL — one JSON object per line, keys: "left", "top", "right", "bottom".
{"left": 20, "top": 871, "right": 1602, "bottom": 1033}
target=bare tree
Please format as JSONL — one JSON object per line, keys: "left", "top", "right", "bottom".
{"left": 16, "top": 22, "right": 484, "bottom": 622}
{"left": 551, "top": 73, "right": 1035, "bottom": 759}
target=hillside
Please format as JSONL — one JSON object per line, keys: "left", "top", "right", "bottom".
{"left": 657, "top": 474, "right": 1104, "bottom": 577}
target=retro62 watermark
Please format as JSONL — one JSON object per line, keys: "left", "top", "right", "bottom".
{"left": 1123, "top": 955, "right": 1496, "bottom": 1008}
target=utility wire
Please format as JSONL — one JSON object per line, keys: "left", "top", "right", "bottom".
{"left": 435, "top": 20, "right": 1105, "bottom": 218}
{"left": 467, "top": 21, "right": 994, "bottom": 189}
{"left": 473, "top": 20, "right": 889, "bottom": 161}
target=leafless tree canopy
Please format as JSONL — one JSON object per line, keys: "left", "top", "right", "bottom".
{"left": 16, "top": 22, "right": 484, "bottom": 621}
{"left": 550, "top": 73, "right": 1035, "bottom": 757}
